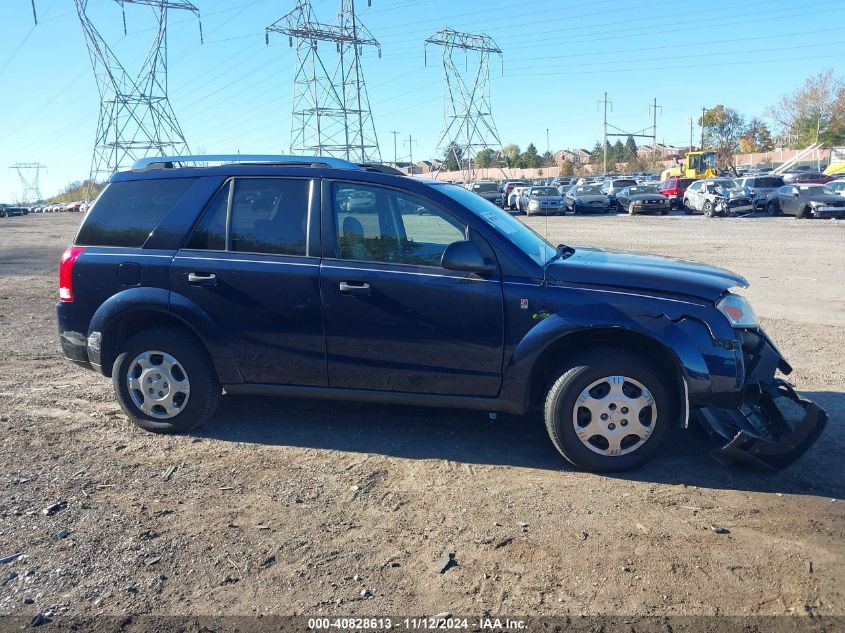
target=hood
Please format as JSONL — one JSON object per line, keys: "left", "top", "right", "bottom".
{"left": 808, "top": 194, "right": 845, "bottom": 204}
{"left": 628, "top": 193, "right": 665, "bottom": 201}
{"left": 575, "top": 194, "right": 609, "bottom": 203}
{"left": 547, "top": 247, "right": 747, "bottom": 301}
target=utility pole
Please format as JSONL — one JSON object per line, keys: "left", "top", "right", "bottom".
{"left": 700, "top": 106, "right": 707, "bottom": 149}
{"left": 404, "top": 135, "right": 417, "bottom": 174}
{"left": 546, "top": 127, "right": 550, "bottom": 166}
{"left": 688, "top": 117, "right": 695, "bottom": 151}
{"left": 390, "top": 131, "right": 400, "bottom": 166}
{"left": 598, "top": 92, "right": 612, "bottom": 174}
{"left": 649, "top": 98, "right": 661, "bottom": 155}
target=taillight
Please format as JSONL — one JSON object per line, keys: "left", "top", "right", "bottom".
{"left": 59, "top": 246, "right": 84, "bottom": 302}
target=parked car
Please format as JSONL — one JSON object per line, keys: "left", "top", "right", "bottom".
{"left": 509, "top": 185, "right": 530, "bottom": 212}
{"left": 771, "top": 184, "right": 845, "bottom": 219}
{"left": 503, "top": 181, "right": 527, "bottom": 208}
{"left": 683, "top": 179, "right": 752, "bottom": 217}
{"left": 600, "top": 177, "right": 637, "bottom": 201}
{"left": 733, "top": 176, "right": 785, "bottom": 212}
{"left": 55, "top": 153, "right": 827, "bottom": 472}
{"left": 782, "top": 171, "right": 834, "bottom": 185}
{"left": 658, "top": 177, "right": 695, "bottom": 210}
{"left": 564, "top": 185, "right": 612, "bottom": 214}
{"left": 520, "top": 186, "right": 565, "bottom": 216}
{"left": 827, "top": 179, "right": 845, "bottom": 196}
{"left": 614, "top": 186, "right": 670, "bottom": 215}
{"left": 4, "top": 206, "right": 28, "bottom": 217}
{"left": 468, "top": 180, "right": 503, "bottom": 206}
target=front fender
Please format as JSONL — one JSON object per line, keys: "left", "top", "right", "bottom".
{"left": 499, "top": 302, "right": 721, "bottom": 414}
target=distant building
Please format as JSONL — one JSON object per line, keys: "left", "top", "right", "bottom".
{"left": 637, "top": 143, "right": 684, "bottom": 159}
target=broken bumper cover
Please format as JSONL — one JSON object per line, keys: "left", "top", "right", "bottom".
{"left": 693, "top": 329, "right": 828, "bottom": 470}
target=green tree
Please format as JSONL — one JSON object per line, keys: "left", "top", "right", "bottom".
{"left": 474, "top": 148, "right": 496, "bottom": 168}
{"left": 612, "top": 140, "right": 625, "bottom": 164}
{"left": 589, "top": 141, "right": 603, "bottom": 163}
{"left": 442, "top": 141, "right": 462, "bottom": 171}
{"left": 559, "top": 159, "right": 575, "bottom": 176}
{"left": 739, "top": 117, "right": 775, "bottom": 153}
{"left": 500, "top": 143, "right": 520, "bottom": 167}
{"left": 624, "top": 135, "right": 638, "bottom": 161}
{"left": 700, "top": 105, "right": 746, "bottom": 164}
{"left": 767, "top": 70, "right": 845, "bottom": 148}
{"left": 521, "top": 143, "right": 541, "bottom": 168}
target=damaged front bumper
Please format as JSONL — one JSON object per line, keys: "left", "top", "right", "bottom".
{"left": 693, "top": 329, "right": 828, "bottom": 470}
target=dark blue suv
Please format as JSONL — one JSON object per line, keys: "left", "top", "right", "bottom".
{"left": 56, "top": 155, "right": 826, "bottom": 471}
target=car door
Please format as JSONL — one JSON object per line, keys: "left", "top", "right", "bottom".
{"left": 686, "top": 181, "right": 703, "bottom": 210}
{"left": 170, "top": 176, "right": 327, "bottom": 386}
{"left": 319, "top": 179, "right": 505, "bottom": 397}
{"left": 777, "top": 185, "right": 796, "bottom": 215}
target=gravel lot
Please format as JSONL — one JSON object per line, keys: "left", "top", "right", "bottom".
{"left": 0, "top": 212, "right": 843, "bottom": 621}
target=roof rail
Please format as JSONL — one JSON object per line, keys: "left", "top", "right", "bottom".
{"left": 131, "top": 154, "right": 362, "bottom": 170}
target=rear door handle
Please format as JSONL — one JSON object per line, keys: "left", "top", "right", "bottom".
{"left": 339, "top": 281, "right": 371, "bottom": 296}
{"left": 187, "top": 272, "right": 217, "bottom": 287}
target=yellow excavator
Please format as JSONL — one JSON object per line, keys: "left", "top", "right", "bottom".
{"left": 660, "top": 150, "right": 719, "bottom": 181}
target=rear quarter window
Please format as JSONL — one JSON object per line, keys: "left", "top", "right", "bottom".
{"left": 76, "top": 178, "right": 196, "bottom": 247}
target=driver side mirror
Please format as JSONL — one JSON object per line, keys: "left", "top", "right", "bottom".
{"left": 441, "top": 240, "right": 497, "bottom": 275}
{"left": 793, "top": 192, "right": 800, "bottom": 197}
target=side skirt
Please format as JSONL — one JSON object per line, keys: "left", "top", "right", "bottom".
{"left": 222, "top": 383, "right": 525, "bottom": 415}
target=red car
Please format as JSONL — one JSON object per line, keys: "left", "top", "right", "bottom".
{"left": 783, "top": 171, "right": 834, "bottom": 185}
{"left": 658, "top": 177, "right": 695, "bottom": 210}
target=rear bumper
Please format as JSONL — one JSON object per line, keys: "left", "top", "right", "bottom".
{"left": 693, "top": 330, "right": 827, "bottom": 470}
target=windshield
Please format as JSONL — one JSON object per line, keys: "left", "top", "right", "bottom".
{"left": 706, "top": 181, "right": 734, "bottom": 192}
{"left": 531, "top": 187, "right": 559, "bottom": 196}
{"left": 799, "top": 185, "right": 836, "bottom": 196}
{"left": 437, "top": 184, "right": 555, "bottom": 267}
{"left": 612, "top": 179, "right": 637, "bottom": 188}
{"left": 574, "top": 186, "right": 602, "bottom": 195}
{"left": 629, "top": 186, "right": 658, "bottom": 194}
{"left": 472, "top": 182, "right": 499, "bottom": 193}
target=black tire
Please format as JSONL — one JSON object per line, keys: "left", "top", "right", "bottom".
{"left": 767, "top": 200, "right": 780, "bottom": 217}
{"left": 796, "top": 205, "right": 810, "bottom": 219}
{"left": 660, "top": 209, "right": 669, "bottom": 215}
{"left": 112, "top": 326, "right": 221, "bottom": 433}
{"left": 627, "top": 202, "right": 636, "bottom": 215}
{"left": 544, "top": 348, "right": 672, "bottom": 472}
{"left": 683, "top": 199, "right": 694, "bottom": 215}
{"left": 703, "top": 201, "right": 714, "bottom": 218}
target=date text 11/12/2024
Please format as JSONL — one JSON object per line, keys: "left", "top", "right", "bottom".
{"left": 307, "top": 617, "right": 527, "bottom": 630}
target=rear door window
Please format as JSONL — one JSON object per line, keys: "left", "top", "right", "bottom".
{"left": 185, "top": 178, "right": 311, "bottom": 256}
{"left": 76, "top": 178, "right": 196, "bottom": 247}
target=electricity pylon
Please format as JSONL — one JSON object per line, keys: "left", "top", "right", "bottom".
{"left": 9, "top": 163, "right": 46, "bottom": 203}
{"left": 266, "top": 0, "right": 382, "bottom": 163}
{"left": 425, "top": 28, "right": 504, "bottom": 182}
{"left": 73, "top": 0, "right": 202, "bottom": 189}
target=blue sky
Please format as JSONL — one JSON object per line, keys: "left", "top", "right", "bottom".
{"left": 1, "top": 0, "right": 842, "bottom": 200}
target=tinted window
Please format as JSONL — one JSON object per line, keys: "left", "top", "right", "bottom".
{"left": 333, "top": 182, "right": 465, "bottom": 267}
{"left": 230, "top": 178, "right": 310, "bottom": 256}
{"left": 612, "top": 179, "right": 637, "bottom": 187}
{"left": 185, "top": 183, "right": 228, "bottom": 250}
{"left": 76, "top": 178, "right": 195, "bottom": 247}
{"left": 754, "top": 177, "right": 784, "bottom": 188}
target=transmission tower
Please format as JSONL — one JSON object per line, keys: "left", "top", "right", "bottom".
{"left": 9, "top": 163, "right": 47, "bottom": 203}
{"left": 266, "top": 0, "right": 382, "bottom": 163}
{"left": 425, "top": 28, "right": 504, "bottom": 182}
{"left": 74, "top": 0, "right": 202, "bottom": 188}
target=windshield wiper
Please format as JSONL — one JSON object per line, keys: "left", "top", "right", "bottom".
{"left": 542, "top": 243, "right": 576, "bottom": 286}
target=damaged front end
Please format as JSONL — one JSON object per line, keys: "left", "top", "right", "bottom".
{"left": 693, "top": 329, "right": 828, "bottom": 470}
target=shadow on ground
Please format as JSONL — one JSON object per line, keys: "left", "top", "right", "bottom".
{"left": 196, "top": 390, "right": 844, "bottom": 499}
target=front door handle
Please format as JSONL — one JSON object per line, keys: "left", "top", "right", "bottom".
{"left": 339, "top": 281, "right": 371, "bottom": 296}
{"left": 187, "top": 272, "right": 217, "bottom": 287}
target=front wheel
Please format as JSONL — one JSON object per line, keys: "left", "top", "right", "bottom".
{"left": 544, "top": 349, "right": 671, "bottom": 471}
{"left": 796, "top": 205, "right": 811, "bottom": 219}
{"left": 627, "top": 202, "right": 636, "bottom": 215}
{"left": 767, "top": 200, "right": 780, "bottom": 216}
{"left": 683, "top": 199, "right": 694, "bottom": 215}
{"left": 703, "top": 201, "right": 715, "bottom": 218}
{"left": 112, "top": 327, "right": 221, "bottom": 433}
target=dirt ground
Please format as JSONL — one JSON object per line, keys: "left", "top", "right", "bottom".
{"left": 0, "top": 212, "right": 843, "bottom": 621}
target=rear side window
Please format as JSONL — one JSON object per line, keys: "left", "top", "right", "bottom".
{"left": 76, "top": 178, "right": 195, "bottom": 247}
{"left": 185, "top": 178, "right": 310, "bottom": 256}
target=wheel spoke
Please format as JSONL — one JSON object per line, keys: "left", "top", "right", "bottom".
{"left": 605, "top": 432, "right": 623, "bottom": 455}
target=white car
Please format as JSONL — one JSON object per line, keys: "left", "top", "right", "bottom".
{"left": 828, "top": 179, "right": 845, "bottom": 196}
{"left": 683, "top": 178, "right": 738, "bottom": 212}
{"left": 508, "top": 186, "right": 529, "bottom": 212}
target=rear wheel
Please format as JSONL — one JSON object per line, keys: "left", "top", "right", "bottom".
{"left": 544, "top": 349, "right": 671, "bottom": 472}
{"left": 112, "top": 327, "right": 221, "bottom": 433}
{"left": 767, "top": 200, "right": 780, "bottom": 216}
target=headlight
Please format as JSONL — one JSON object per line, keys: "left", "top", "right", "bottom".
{"left": 717, "top": 293, "right": 758, "bottom": 328}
